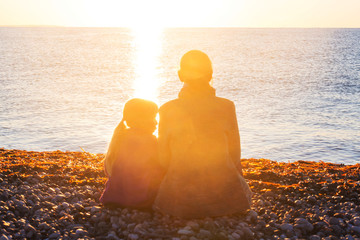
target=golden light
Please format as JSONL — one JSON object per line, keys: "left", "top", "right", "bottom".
{"left": 131, "top": 26, "right": 163, "bottom": 103}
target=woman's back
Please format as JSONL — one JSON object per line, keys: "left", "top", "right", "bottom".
{"left": 154, "top": 86, "right": 251, "bottom": 218}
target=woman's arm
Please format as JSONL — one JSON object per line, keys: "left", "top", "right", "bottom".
{"left": 227, "top": 101, "right": 243, "bottom": 176}
{"left": 158, "top": 107, "right": 171, "bottom": 170}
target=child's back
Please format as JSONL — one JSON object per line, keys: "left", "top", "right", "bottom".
{"left": 100, "top": 99, "right": 163, "bottom": 209}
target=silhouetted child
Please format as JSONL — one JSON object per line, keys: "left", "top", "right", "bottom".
{"left": 100, "top": 98, "right": 164, "bottom": 209}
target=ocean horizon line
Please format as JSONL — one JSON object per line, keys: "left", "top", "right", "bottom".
{"left": 1, "top": 25, "right": 360, "bottom": 29}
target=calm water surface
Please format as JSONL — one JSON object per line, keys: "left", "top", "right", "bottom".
{"left": 0, "top": 27, "right": 359, "bottom": 164}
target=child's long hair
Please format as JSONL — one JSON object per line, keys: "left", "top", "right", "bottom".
{"left": 104, "top": 98, "right": 158, "bottom": 176}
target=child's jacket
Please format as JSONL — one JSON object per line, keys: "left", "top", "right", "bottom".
{"left": 100, "top": 128, "right": 163, "bottom": 208}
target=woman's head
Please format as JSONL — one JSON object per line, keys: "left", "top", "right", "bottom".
{"left": 178, "top": 50, "right": 213, "bottom": 86}
{"left": 123, "top": 98, "right": 158, "bottom": 133}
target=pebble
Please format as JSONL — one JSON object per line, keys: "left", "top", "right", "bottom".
{"left": 0, "top": 235, "right": 9, "bottom": 240}
{"left": 178, "top": 229, "right": 193, "bottom": 235}
{"left": 52, "top": 194, "right": 66, "bottom": 202}
{"left": 309, "top": 235, "right": 321, "bottom": 240}
{"left": 231, "top": 232, "right": 241, "bottom": 239}
{"left": 329, "top": 217, "right": 340, "bottom": 225}
{"left": 128, "top": 233, "right": 139, "bottom": 240}
{"left": 294, "top": 218, "right": 314, "bottom": 232}
{"left": 186, "top": 221, "right": 200, "bottom": 230}
{"left": 91, "top": 206, "right": 102, "bottom": 214}
{"left": 353, "top": 218, "right": 360, "bottom": 226}
{"left": 75, "top": 228, "right": 87, "bottom": 237}
{"left": 38, "top": 222, "right": 51, "bottom": 230}
{"left": 199, "top": 229, "right": 212, "bottom": 238}
{"left": 280, "top": 223, "right": 294, "bottom": 231}
{"left": 62, "top": 202, "right": 70, "bottom": 209}
{"left": 351, "top": 226, "right": 360, "bottom": 234}
{"left": 247, "top": 210, "right": 258, "bottom": 222}
{"left": 49, "top": 232, "right": 61, "bottom": 239}
{"left": 107, "top": 231, "right": 121, "bottom": 240}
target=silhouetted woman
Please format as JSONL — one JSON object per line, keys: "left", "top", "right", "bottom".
{"left": 154, "top": 50, "right": 252, "bottom": 218}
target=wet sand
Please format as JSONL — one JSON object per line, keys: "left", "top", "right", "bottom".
{"left": 1, "top": 148, "right": 359, "bottom": 240}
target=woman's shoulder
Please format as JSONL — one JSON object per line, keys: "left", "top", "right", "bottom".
{"left": 214, "top": 96, "right": 235, "bottom": 106}
{"left": 159, "top": 99, "right": 183, "bottom": 115}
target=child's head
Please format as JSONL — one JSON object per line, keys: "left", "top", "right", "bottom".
{"left": 122, "top": 98, "right": 158, "bottom": 133}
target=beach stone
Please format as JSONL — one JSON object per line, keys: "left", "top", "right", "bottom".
{"left": 309, "top": 235, "right": 321, "bottom": 240}
{"left": 178, "top": 229, "right": 193, "bottom": 235}
{"left": 110, "top": 216, "right": 119, "bottom": 224}
{"left": 294, "top": 218, "right": 314, "bottom": 232}
{"left": 98, "top": 221, "right": 108, "bottom": 229}
{"left": 326, "top": 178, "right": 333, "bottom": 184}
{"left": 199, "top": 229, "right": 212, "bottom": 238}
{"left": 106, "top": 231, "right": 120, "bottom": 240}
{"left": 111, "top": 223, "right": 119, "bottom": 229}
{"left": 134, "top": 224, "right": 146, "bottom": 234}
{"left": 242, "top": 227, "right": 254, "bottom": 238}
{"left": 263, "top": 191, "right": 274, "bottom": 198}
{"left": 25, "top": 223, "right": 37, "bottom": 237}
{"left": 329, "top": 217, "right": 340, "bottom": 225}
{"left": 52, "top": 194, "right": 66, "bottom": 202}
{"left": 128, "top": 233, "right": 139, "bottom": 240}
{"left": 38, "top": 222, "right": 51, "bottom": 230}
{"left": 27, "top": 199, "right": 35, "bottom": 206}
{"left": 308, "top": 196, "right": 317, "bottom": 203}
{"left": 186, "top": 221, "right": 200, "bottom": 230}
{"left": 75, "top": 228, "right": 87, "bottom": 237}
{"left": 351, "top": 226, "right": 360, "bottom": 234}
{"left": 73, "top": 203, "right": 84, "bottom": 211}
{"left": 330, "top": 224, "right": 342, "bottom": 235}
{"left": 353, "top": 218, "right": 360, "bottom": 226}
{"left": 345, "top": 235, "right": 355, "bottom": 240}
{"left": 61, "top": 202, "right": 70, "bottom": 209}
{"left": 247, "top": 210, "right": 258, "bottom": 222}
{"left": 49, "top": 232, "right": 61, "bottom": 239}
{"left": 270, "top": 212, "right": 278, "bottom": 219}
{"left": 91, "top": 206, "right": 102, "bottom": 214}
{"left": 280, "top": 223, "right": 294, "bottom": 232}
{"left": 0, "top": 235, "right": 9, "bottom": 240}
{"left": 257, "top": 199, "right": 264, "bottom": 206}
{"left": 231, "top": 232, "right": 241, "bottom": 239}
{"left": 14, "top": 200, "right": 28, "bottom": 215}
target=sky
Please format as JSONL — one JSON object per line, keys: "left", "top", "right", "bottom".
{"left": 0, "top": 0, "right": 359, "bottom": 28}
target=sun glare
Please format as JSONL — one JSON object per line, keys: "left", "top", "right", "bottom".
{"left": 132, "top": 27, "right": 163, "bottom": 103}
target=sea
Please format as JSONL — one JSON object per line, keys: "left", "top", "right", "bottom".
{"left": 0, "top": 27, "right": 359, "bottom": 165}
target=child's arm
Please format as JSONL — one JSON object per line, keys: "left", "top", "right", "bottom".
{"left": 104, "top": 122, "right": 124, "bottom": 177}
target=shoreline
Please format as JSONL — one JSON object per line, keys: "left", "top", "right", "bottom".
{"left": 1, "top": 148, "right": 360, "bottom": 239}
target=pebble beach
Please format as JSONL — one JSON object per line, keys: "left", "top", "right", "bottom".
{"left": 1, "top": 148, "right": 359, "bottom": 240}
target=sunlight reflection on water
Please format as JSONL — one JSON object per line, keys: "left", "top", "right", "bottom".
{"left": 132, "top": 27, "right": 163, "bottom": 103}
